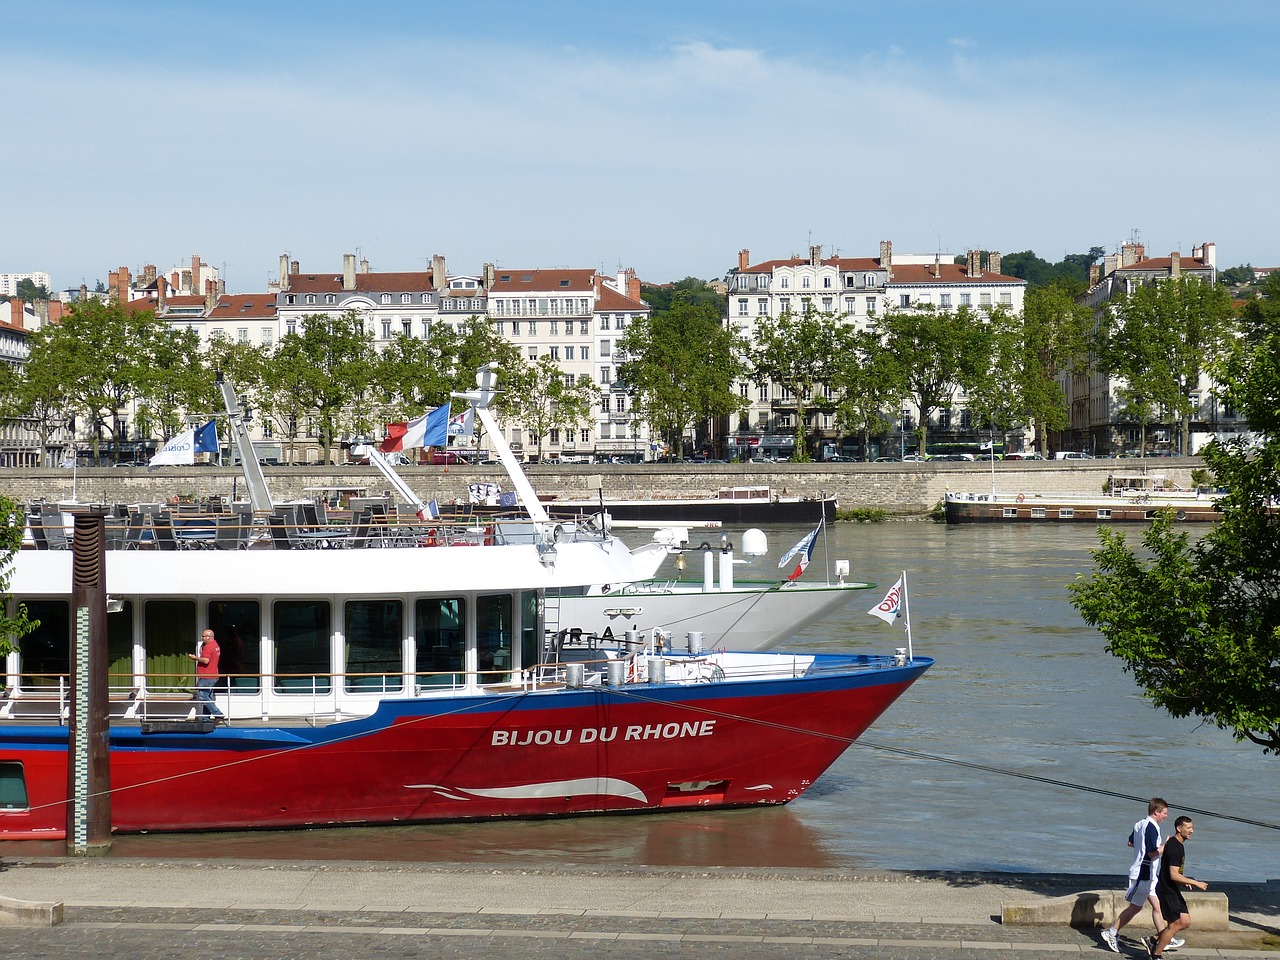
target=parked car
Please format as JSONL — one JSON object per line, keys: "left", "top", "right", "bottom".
{"left": 901, "top": 454, "right": 930, "bottom": 462}
{"left": 1054, "top": 451, "right": 1095, "bottom": 460}
{"left": 873, "top": 456, "right": 901, "bottom": 462}
{"left": 822, "top": 455, "right": 856, "bottom": 462}
{"left": 1002, "top": 452, "right": 1045, "bottom": 461}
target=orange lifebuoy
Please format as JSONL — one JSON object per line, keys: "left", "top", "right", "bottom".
{"left": 1015, "top": 494, "right": 1025, "bottom": 503}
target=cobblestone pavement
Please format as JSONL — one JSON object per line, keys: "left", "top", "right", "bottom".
{"left": 2, "top": 860, "right": 1277, "bottom": 960}
{"left": 5, "top": 908, "right": 1279, "bottom": 960}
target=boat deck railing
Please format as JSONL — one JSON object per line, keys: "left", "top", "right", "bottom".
{"left": 0, "top": 651, "right": 906, "bottom": 726}
{"left": 22, "top": 500, "right": 606, "bottom": 551}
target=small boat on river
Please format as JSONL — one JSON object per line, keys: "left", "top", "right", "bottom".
{"left": 0, "top": 366, "right": 929, "bottom": 840}
{"left": 943, "top": 474, "right": 1223, "bottom": 524}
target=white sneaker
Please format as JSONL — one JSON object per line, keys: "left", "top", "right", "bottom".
{"left": 1167, "top": 937, "right": 1185, "bottom": 951}
{"left": 1101, "top": 928, "right": 1120, "bottom": 953}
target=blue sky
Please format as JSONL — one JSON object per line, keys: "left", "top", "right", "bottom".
{"left": 6, "top": 1, "right": 1278, "bottom": 292}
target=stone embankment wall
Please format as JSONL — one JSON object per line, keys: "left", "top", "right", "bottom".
{"left": 2, "top": 460, "right": 1203, "bottom": 515}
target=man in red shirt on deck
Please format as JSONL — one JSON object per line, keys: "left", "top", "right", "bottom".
{"left": 189, "top": 628, "right": 225, "bottom": 721}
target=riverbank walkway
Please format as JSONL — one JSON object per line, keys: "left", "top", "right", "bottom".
{"left": 1, "top": 859, "right": 1276, "bottom": 959}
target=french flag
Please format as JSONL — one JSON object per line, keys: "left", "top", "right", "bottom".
{"left": 381, "top": 403, "right": 450, "bottom": 453}
{"left": 778, "top": 519, "right": 823, "bottom": 582}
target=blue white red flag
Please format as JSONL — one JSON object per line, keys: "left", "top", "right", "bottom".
{"left": 382, "top": 403, "right": 450, "bottom": 453}
{"left": 778, "top": 519, "right": 823, "bottom": 582}
{"left": 868, "top": 576, "right": 905, "bottom": 624}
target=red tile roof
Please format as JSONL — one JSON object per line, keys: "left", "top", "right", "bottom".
{"left": 209, "top": 294, "right": 277, "bottom": 319}
{"left": 595, "top": 285, "right": 647, "bottom": 312}
{"left": 490, "top": 269, "right": 596, "bottom": 293}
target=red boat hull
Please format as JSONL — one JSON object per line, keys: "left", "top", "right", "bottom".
{"left": 1, "top": 662, "right": 927, "bottom": 839}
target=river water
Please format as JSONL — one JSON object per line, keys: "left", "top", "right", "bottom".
{"left": 5, "top": 522, "right": 1276, "bottom": 879}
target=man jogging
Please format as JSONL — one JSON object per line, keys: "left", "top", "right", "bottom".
{"left": 1146, "top": 816, "right": 1208, "bottom": 959}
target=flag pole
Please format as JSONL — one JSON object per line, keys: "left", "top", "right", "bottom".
{"left": 902, "top": 568, "right": 913, "bottom": 662}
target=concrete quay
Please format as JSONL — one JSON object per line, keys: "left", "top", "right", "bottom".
{"left": 0, "top": 859, "right": 1275, "bottom": 960}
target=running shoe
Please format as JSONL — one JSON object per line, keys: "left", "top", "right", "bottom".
{"left": 1143, "top": 936, "right": 1157, "bottom": 958}
{"left": 1101, "top": 928, "right": 1120, "bottom": 953}
{"left": 1167, "top": 937, "right": 1185, "bottom": 951}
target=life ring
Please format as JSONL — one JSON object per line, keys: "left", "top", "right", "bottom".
{"left": 1015, "top": 493, "right": 1025, "bottom": 503}
{"left": 1176, "top": 510, "right": 1187, "bottom": 521}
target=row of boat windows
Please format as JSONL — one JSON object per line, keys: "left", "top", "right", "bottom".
{"left": 12, "top": 593, "right": 541, "bottom": 694}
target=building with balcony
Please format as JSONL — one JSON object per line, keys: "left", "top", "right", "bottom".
{"left": 725, "top": 243, "right": 1025, "bottom": 459}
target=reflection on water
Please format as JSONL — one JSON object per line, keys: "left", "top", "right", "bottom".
{"left": 4, "top": 523, "right": 1276, "bottom": 879}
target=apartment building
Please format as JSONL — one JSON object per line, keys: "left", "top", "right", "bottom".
{"left": 1064, "top": 241, "right": 1231, "bottom": 455}
{"left": 0, "top": 271, "right": 53, "bottom": 298}
{"left": 486, "top": 267, "right": 649, "bottom": 461}
{"left": 726, "top": 243, "right": 1026, "bottom": 458}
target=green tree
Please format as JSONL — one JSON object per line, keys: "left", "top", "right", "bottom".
{"left": 749, "top": 308, "right": 843, "bottom": 461}
{"left": 639, "top": 278, "right": 725, "bottom": 316}
{"left": 617, "top": 296, "right": 744, "bottom": 458}
{"left": 33, "top": 299, "right": 160, "bottom": 461}
{"left": 502, "top": 355, "right": 597, "bottom": 461}
{"left": 134, "top": 324, "right": 214, "bottom": 441}
{"left": 0, "top": 496, "right": 37, "bottom": 656}
{"left": 1068, "top": 303, "right": 1280, "bottom": 752}
{"left": 15, "top": 278, "right": 50, "bottom": 301}
{"left": 0, "top": 332, "right": 76, "bottom": 465}
{"left": 1098, "top": 276, "right": 1235, "bottom": 455}
{"left": 829, "top": 327, "right": 899, "bottom": 460}
{"left": 269, "top": 311, "right": 376, "bottom": 463}
{"left": 877, "top": 305, "right": 991, "bottom": 455}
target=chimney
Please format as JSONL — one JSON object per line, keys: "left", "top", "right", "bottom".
{"left": 967, "top": 250, "right": 982, "bottom": 278}
{"left": 111, "top": 266, "right": 130, "bottom": 302}
{"left": 79, "top": 283, "right": 88, "bottom": 303}
{"left": 1121, "top": 242, "right": 1143, "bottom": 267}
{"left": 180, "top": 269, "right": 192, "bottom": 294}
{"left": 879, "top": 240, "right": 892, "bottom": 270}
{"left": 156, "top": 276, "right": 168, "bottom": 310}
{"left": 205, "top": 280, "right": 217, "bottom": 313}
{"left": 1201, "top": 241, "right": 1216, "bottom": 269}
{"left": 738, "top": 249, "right": 750, "bottom": 272}
{"left": 809, "top": 244, "right": 821, "bottom": 267}
{"left": 143, "top": 264, "right": 157, "bottom": 284}
{"left": 1089, "top": 263, "right": 1101, "bottom": 287}
{"left": 191, "top": 255, "right": 201, "bottom": 290}
{"left": 988, "top": 251, "right": 1002, "bottom": 275}
{"left": 279, "top": 254, "right": 290, "bottom": 291}
{"left": 431, "top": 254, "right": 447, "bottom": 290}
{"left": 933, "top": 253, "right": 941, "bottom": 278}
{"left": 342, "top": 254, "right": 357, "bottom": 291}
{"left": 483, "top": 262, "right": 495, "bottom": 290}
{"left": 1170, "top": 251, "right": 1181, "bottom": 278}
{"left": 626, "top": 267, "right": 640, "bottom": 302}
{"left": 360, "top": 257, "right": 369, "bottom": 273}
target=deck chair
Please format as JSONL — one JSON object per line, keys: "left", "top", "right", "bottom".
{"left": 151, "top": 511, "right": 179, "bottom": 551}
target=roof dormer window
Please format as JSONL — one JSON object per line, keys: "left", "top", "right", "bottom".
{"left": 380, "top": 293, "right": 392, "bottom": 304}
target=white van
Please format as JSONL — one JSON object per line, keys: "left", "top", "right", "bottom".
{"left": 1054, "top": 451, "right": 1094, "bottom": 460}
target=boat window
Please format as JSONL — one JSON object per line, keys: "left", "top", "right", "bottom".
{"left": 415, "top": 597, "right": 465, "bottom": 688}
{"left": 1097, "top": 509, "right": 1111, "bottom": 520}
{"left": 1032, "top": 507, "right": 1046, "bottom": 519}
{"left": 145, "top": 600, "right": 198, "bottom": 693}
{"left": 107, "top": 600, "right": 133, "bottom": 693}
{"left": 1060, "top": 508, "right": 1075, "bottom": 519}
{"left": 17, "top": 600, "right": 69, "bottom": 688}
{"left": 274, "top": 600, "right": 332, "bottom": 694}
{"left": 1002, "top": 507, "right": 1017, "bottom": 518}
{"left": 207, "top": 600, "right": 260, "bottom": 692}
{"left": 477, "top": 594, "right": 514, "bottom": 682}
{"left": 520, "top": 591, "right": 539, "bottom": 675}
{"left": 345, "top": 599, "right": 403, "bottom": 693}
{"left": 0, "top": 762, "right": 27, "bottom": 810}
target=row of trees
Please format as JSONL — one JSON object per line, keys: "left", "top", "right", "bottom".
{"left": 619, "top": 274, "right": 1240, "bottom": 460}
{"left": 0, "top": 301, "right": 600, "bottom": 464}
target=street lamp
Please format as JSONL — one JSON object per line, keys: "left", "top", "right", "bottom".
{"left": 900, "top": 403, "right": 909, "bottom": 459}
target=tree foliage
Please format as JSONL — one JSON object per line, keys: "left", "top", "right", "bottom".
{"left": 749, "top": 309, "right": 845, "bottom": 461}
{"left": 638, "top": 278, "right": 725, "bottom": 316}
{"left": 617, "top": 295, "right": 744, "bottom": 457}
{"left": 501, "top": 354, "right": 597, "bottom": 461}
{"left": 0, "top": 496, "right": 37, "bottom": 656}
{"left": 876, "top": 305, "right": 991, "bottom": 454}
{"left": 829, "top": 327, "right": 899, "bottom": 459}
{"left": 1068, "top": 304, "right": 1280, "bottom": 754}
{"left": 1096, "top": 277, "right": 1236, "bottom": 454}
{"left": 996, "top": 246, "right": 1103, "bottom": 291}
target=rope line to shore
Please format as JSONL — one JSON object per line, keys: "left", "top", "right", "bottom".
{"left": 855, "top": 738, "right": 1280, "bottom": 832}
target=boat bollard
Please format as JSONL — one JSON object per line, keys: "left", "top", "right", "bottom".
{"left": 687, "top": 630, "right": 704, "bottom": 655}
{"left": 606, "top": 659, "right": 626, "bottom": 686}
{"left": 647, "top": 657, "right": 666, "bottom": 684}
{"left": 566, "top": 662, "right": 585, "bottom": 688}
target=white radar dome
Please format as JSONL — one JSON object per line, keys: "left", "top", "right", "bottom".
{"left": 740, "top": 528, "right": 769, "bottom": 557}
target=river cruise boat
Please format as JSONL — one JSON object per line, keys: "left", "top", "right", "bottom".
{"left": 549, "top": 486, "right": 838, "bottom": 525}
{"left": 0, "top": 367, "right": 930, "bottom": 839}
{"left": 942, "top": 474, "right": 1223, "bottom": 524}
